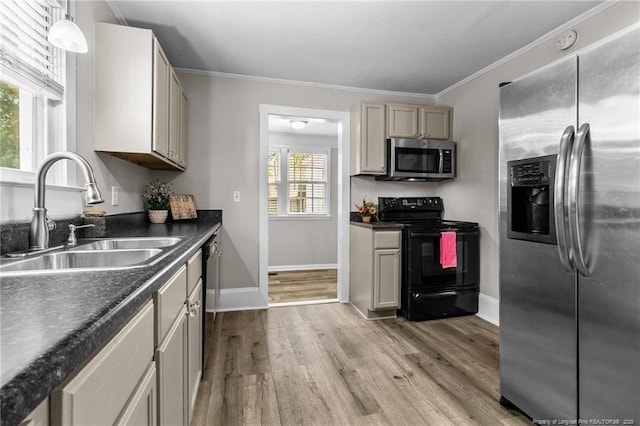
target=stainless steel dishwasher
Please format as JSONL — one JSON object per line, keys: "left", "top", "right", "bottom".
{"left": 203, "top": 231, "right": 221, "bottom": 314}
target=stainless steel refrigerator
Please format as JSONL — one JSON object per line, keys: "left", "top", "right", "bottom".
{"left": 498, "top": 25, "right": 639, "bottom": 422}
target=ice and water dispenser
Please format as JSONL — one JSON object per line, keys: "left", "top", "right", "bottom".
{"left": 507, "top": 154, "right": 557, "bottom": 244}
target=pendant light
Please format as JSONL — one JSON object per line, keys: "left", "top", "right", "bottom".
{"left": 47, "top": 0, "right": 88, "bottom": 53}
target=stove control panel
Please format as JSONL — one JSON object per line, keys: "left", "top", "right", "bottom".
{"left": 378, "top": 197, "right": 443, "bottom": 212}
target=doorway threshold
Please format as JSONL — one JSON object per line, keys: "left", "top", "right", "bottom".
{"left": 269, "top": 298, "right": 339, "bottom": 308}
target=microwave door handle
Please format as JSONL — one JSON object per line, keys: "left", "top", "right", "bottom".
{"left": 439, "top": 149, "right": 444, "bottom": 173}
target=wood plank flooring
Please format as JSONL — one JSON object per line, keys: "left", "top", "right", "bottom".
{"left": 268, "top": 269, "right": 337, "bottom": 303}
{"left": 191, "top": 303, "right": 529, "bottom": 425}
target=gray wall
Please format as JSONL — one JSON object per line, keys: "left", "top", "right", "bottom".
{"left": 163, "top": 74, "right": 434, "bottom": 289}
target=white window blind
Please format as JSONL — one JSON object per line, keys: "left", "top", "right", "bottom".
{"left": 288, "top": 152, "right": 326, "bottom": 214}
{"left": 0, "top": 0, "right": 64, "bottom": 98}
{"left": 268, "top": 147, "right": 329, "bottom": 217}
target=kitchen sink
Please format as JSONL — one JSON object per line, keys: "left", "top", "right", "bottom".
{"left": 73, "top": 237, "right": 183, "bottom": 251}
{"left": 0, "top": 249, "right": 163, "bottom": 274}
{"left": 0, "top": 237, "right": 186, "bottom": 276}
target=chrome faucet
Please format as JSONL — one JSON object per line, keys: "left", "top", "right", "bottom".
{"left": 29, "top": 152, "right": 104, "bottom": 251}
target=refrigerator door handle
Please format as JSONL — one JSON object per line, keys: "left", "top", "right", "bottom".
{"left": 568, "top": 123, "right": 591, "bottom": 277}
{"left": 555, "top": 125, "right": 575, "bottom": 272}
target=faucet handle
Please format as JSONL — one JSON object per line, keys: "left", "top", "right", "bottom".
{"left": 67, "top": 223, "right": 95, "bottom": 247}
{"left": 46, "top": 215, "right": 56, "bottom": 231}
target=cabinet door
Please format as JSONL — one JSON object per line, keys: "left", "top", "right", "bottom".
{"left": 51, "top": 303, "right": 154, "bottom": 426}
{"left": 419, "top": 107, "right": 450, "bottom": 140}
{"left": 360, "top": 102, "right": 386, "bottom": 173}
{"left": 373, "top": 249, "right": 400, "bottom": 310}
{"left": 387, "top": 104, "right": 419, "bottom": 138}
{"left": 19, "top": 398, "right": 48, "bottom": 426}
{"left": 187, "top": 280, "right": 203, "bottom": 421}
{"left": 152, "top": 39, "right": 170, "bottom": 159}
{"left": 115, "top": 362, "right": 157, "bottom": 426}
{"left": 168, "top": 68, "right": 181, "bottom": 165}
{"left": 156, "top": 306, "right": 188, "bottom": 426}
{"left": 178, "top": 89, "right": 188, "bottom": 168}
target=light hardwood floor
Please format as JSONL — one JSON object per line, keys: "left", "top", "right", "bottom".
{"left": 268, "top": 269, "right": 337, "bottom": 303}
{"left": 191, "top": 303, "right": 529, "bottom": 425}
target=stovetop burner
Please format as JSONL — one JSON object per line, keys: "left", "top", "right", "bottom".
{"left": 377, "top": 197, "right": 478, "bottom": 231}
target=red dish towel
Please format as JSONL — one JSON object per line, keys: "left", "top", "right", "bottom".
{"left": 440, "top": 231, "right": 457, "bottom": 269}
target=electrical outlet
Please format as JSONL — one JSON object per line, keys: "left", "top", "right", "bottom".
{"left": 111, "top": 186, "right": 119, "bottom": 206}
{"left": 233, "top": 191, "right": 241, "bottom": 203}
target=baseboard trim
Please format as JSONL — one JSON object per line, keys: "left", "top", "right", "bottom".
{"left": 268, "top": 263, "right": 338, "bottom": 272}
{"left": 477, "top": 293, "right": 499, "bottom": 326}
{"left": 214, "top": 287, "right": 268, "bottom": 312}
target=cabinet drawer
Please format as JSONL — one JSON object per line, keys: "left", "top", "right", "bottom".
{"left": 155, "top": 265, "right": 187, "bottom": 345}
{"left": 374, "top": 231, "right": 400, "bottom": 249}
{"left": 51, "top": 302, "right": 154, "bottom": 426}
{"left": 187, "top": 249, "right": 202, "bottom": 296}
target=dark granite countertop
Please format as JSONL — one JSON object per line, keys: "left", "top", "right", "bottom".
{"left": 0, "top": 211, "right": 221, "bottom": 426}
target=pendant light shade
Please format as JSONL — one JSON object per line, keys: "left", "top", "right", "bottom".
{"left": 47, "top": 1, "right": 87, "bottom": 53}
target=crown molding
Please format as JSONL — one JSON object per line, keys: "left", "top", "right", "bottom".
{"left": 175, "top": 68, "right": 437, "bottom": 100}
{"left": 435, "top": 1, "right": 617, "bottom": 98}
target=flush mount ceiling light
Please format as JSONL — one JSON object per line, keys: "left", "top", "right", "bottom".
{"left": 47, "top": 0, "right": 88, "bottom": 53}
{"left": 289, "top": 120, "right": 307, "bottom": 130}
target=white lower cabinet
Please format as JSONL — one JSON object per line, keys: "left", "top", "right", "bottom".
{"left": 349, "top": 225, "right": 401, "bottom": 319}
{"left": 19, "top": 397, "right": 48, "bottom": 426}
{"left": 31, "top": 249, "right": 206, "bottom": 426}
{"left": 156, "top": 305, "right": 188, "bottom": 426}
{"left": 50, "top": 302, "right": 155, "bottom": 426}
{"left": 115, "top": 362, "right": 157, "bottom": 426}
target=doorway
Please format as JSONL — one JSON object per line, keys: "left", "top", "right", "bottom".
{"left": 259, "top": 105, "right": 350, "bottom": 307}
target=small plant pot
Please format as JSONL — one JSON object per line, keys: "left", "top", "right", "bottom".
{"left": 362, "top": 216, "right": 371, "bottom": 223}
{"left": 148, "top": 209, "right": 168, "bottom": 224}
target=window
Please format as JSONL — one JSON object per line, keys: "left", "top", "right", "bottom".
{"left": 268, "top": 147, "right": 330, "bottom": 217}
{"left": 0, "top": 0, "right": 65, "bottom": 182}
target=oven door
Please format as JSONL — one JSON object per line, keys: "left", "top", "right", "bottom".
{"left": 404, "top": 228, "right": 479, "bottom": 290}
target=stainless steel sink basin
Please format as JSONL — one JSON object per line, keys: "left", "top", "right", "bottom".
{"left": 73, "top": 237, "right": 183, "bottom": 251}
{"left": 0, "top": 249, "right": 162, "bottom": 273}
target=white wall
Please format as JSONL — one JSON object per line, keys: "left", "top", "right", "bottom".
{"left": 268, "top": 133, "right": 338, "bottom": 269}
{"left": 436, "top": 2, "right": 640, "bottom": 299}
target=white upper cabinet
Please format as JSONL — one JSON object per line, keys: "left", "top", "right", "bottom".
{"left": 386, "top": 104, "right": 420, "bottom": 138}
{"left": 95, "top": 22, "right": 187, "bottom": 171}
{"left": 387, "top": 103, "right": 452, "bottom": 140}
{"left": 350, "top": 102, "right": 387, "bottom": 175}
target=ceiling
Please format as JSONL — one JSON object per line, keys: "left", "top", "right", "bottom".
{"left": 106, "top": 1, "right": 603, "bottom": 96}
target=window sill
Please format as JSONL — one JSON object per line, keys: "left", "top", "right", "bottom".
{"left": 269, "top": 215, "right": 333, "bottom": 221}
{"left": 0, "top": 179, "right": 84, "bottom": 192}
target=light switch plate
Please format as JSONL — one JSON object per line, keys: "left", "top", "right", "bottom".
{"left": 111, "top": 186, "right": 119, "bottom": 206}
{"left": 233, "top": 191, "right": 241, "bottom": 203}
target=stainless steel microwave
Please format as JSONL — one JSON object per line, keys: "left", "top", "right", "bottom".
{"left": 375, "top": 138, "right": 456, "bottom": 181}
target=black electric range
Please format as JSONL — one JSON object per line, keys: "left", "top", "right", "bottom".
{"left": 378, "top": 197, "right": 480, "bottom": 321}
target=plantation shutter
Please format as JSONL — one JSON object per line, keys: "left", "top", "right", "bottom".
{"left": 0, "top": 0, "right": 64, "bottom": 98}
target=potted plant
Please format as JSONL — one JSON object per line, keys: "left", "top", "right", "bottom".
{"left": 142, "top": 179, "right": 173, "bottom": 223}
{"left": 355, "top": 198, "right": 377, "bottom": 223}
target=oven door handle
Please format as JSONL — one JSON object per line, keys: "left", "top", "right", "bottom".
{"left": 410, "top": 231, "right": 476, "bottom": 238}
